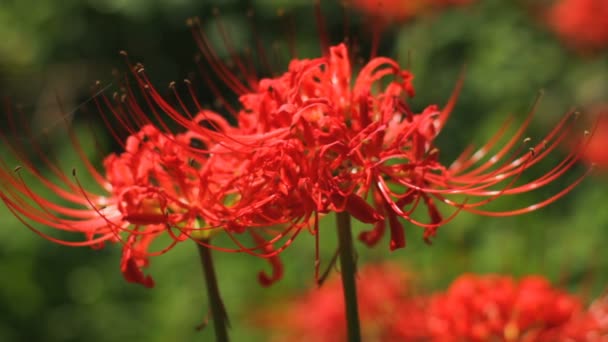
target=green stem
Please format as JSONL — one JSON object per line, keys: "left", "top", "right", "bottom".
{"left": 336, "top": 212, "right": 361, "bottom": 342}
{"left": 197, "top": 241, "right": 230, "bottom": 342}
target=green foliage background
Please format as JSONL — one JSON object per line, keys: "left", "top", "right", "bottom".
{"left": 0, "top": 0, "right": 607, "bottom": 341}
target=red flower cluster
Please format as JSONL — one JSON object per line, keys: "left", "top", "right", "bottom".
{"left": 427, "top": 274, "right": 604, "bottom": 341}
{"left": 547, "top": 0, "right": 608, "bottom": 52}
{"left": 0, "top": 113, "right": 237, "bottom": 288}
{"left": 259, "top": 266, "right": 608, "bottom": 341}
{"left": 350, "top": 0, "right": 474, "bottom": 22}
{"left": 0, "top": 34, "right": 587, "bottom": 287}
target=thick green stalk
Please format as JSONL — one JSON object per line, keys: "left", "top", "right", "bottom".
{"left": 197, "top": 241, "right": 230, "bottom": 342}
{"left": 336, "top": 211, "right": 361, "bottom": 342}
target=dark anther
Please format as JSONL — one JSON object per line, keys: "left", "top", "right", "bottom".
{"left": 190, "top": 137, "right": 207, "bottom": 150}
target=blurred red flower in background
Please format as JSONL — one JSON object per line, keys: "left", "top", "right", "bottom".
{"left": 580, "top": 106, "right": 608, "bottom": 170}
{"left": 548, "top": 0, "right": 608, "bottom": 52}
{"left": 589, "top": 294, "right": 608, "bottom": 338}
{"left": 350, "top": 0, "right": 474, "bottom": 22}
{"left": 257, "top": 265, "right": 608, "bottom": 341}
{"left": 256, "top": 263, "right": 429, "bottom": 341}
{"left": 427, "top": 274, "right": 603, "bottom": 341}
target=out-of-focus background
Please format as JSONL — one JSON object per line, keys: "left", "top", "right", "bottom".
{"left": 0, "top": 0, "right": 607, "bottom": 341}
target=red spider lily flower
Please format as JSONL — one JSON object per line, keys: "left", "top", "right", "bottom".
{"left": 350, "top": 0, "right": 474, "bottom": 23}
{"left": 182, "top": 39, "right": 586, "bottom": 256}
{"left": 426, "top": 274, "right": 597, "bottom": 341}
{"left": 0, "top": 118, "right": 214, "bottom": 287}
{"left": 254, "top": 263, "right": 429, "bottom": 342}
{"left": 0, "top": 74, "right": 287, "bottom": 287}
{"left": 547, "top": 0, "right": 608, "bottom": 52}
